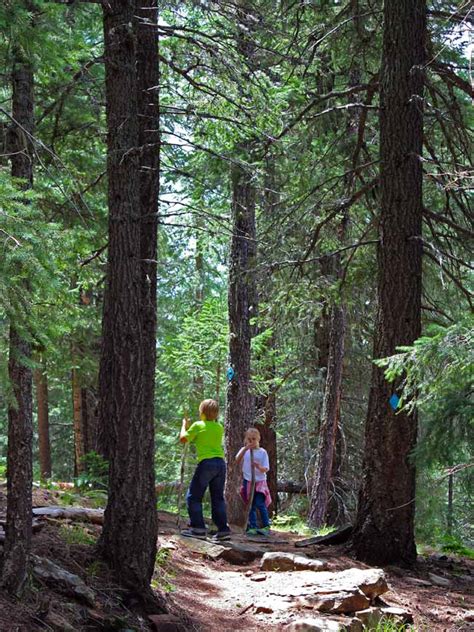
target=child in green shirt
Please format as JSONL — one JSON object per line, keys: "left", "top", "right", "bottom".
{"left": 179, "top": 399, "right": 231, "bottom": 541}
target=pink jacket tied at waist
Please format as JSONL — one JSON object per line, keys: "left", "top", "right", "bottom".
{"left": 240, "top": 479, "right": 272, "bottom": 507}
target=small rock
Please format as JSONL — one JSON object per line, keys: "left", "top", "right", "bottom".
{"left": 245, "top": 570, "right": 253, "bottom": 577}
{"left": 462, "top": 610, "right": 474, "bottom": 622}
{"left": 354, "top": 607, "right": 382, "bottom": 627}
{"left": 405, "top": 577, "right": 432, "bottom": 587}
{"left": 313, "top": 590, "right": 370, "bottom": 614}
{"left": 159, "top": 542, "right": 177, "bottom": 552}
{"left": 380, "top": 606, "right": 413, "bottom": 624}
{"left": 254, "top": 602, "right": 274, "bottom": 614}
{"left": 428, "top": 572, "right": 451, "bottom": 587}
{"left": 287, "top": 617, "right": 348, "bottom": 631}
{"left": 261, "top": 552, "right": 328, "bottom": 572}
{"left": 250, "top": 573, "right": 267, "bottom": 582}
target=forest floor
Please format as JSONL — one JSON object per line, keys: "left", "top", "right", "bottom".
{"left": 0, "top": 486, "right": 472, "bottom": 631}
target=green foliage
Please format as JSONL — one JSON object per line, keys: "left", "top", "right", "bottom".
{"left": 378, "top": 318, "right": 473, "bottom": 546}
{"left": 59, "top": 523, "right": 96, "bottom": 546}
{"left": 440, "top": 534, "right": 474, "bottom": 559}
{"left": 77, "top": 451, "right": 109, "bottom": 490}
{"left": 271, "top": 513, "right": 335, "bottom": 536}
{"left": 152, "top": 547, "right": 176, "bottom": 593}
{"left": 371, "top": 619, "right": 416, "bottom": 632}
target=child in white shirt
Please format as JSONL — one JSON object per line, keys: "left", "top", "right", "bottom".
{"left": 236, "top": 427, "right": 272, "bottom": 535}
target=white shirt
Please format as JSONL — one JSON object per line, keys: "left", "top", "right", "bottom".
{"left": 241, "top": 447, "right": 269, "bottom": 482}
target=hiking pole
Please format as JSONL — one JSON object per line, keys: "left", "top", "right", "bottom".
{"left": 176, "top": 411, "right": 190, "bottom": 529}
{"left": 176, "top": 440, "right": 188, "bottom": 529}
{"left": 243, "top": 448, "right": 256, "bottom": 533}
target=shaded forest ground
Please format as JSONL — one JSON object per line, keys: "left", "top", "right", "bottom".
{"left": 0, "top": 486, "right": 472, "bottom": 631}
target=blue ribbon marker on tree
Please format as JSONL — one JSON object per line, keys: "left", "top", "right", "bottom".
{"left": 389, "top": 393, "right": 400, "bottom": 410}
{"left": 226, "top": 366, "right": 235, "bottom": 381}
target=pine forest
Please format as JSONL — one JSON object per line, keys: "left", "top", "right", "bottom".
{"left": 0, "top": 1, "right": 472, "bottom": 631}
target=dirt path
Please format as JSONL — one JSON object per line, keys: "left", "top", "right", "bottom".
{"left": 157, "top": 512, "right": 474, "bottom": 631}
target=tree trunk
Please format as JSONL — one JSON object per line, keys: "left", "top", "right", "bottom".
{"left": 353, "top": 0, "right": 425, "bottom": 566}
{"left": 97, "top": 0, "right": 159, "bottom": 597}
{"left": 71, "top": 364, "right": 85, "bottom": 476}
{"left": 224, "top": 161, "right": 257, "bottom": 525}
{"left": 1, "top": 50, "right": 34, "bottom": 596}
{"left": 447, "top": 472, "right": 453, "bottom": 536}
{"left": 34, "top": 363, "right": 52, "bottom": 479}
{"left": 309, "top": 303, "right": 345, "bottom": 527}
{"left": 255, "top": 159, "right": 279, "bottom": 517}
{"left": 81, "top": 387, "right": 98, "bottom": 454}
{"left": 135, "top": 0, "right": 160, "bottom": 586}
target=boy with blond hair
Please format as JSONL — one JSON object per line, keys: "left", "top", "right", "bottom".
{"left": 236, "top": 427, "right": 272, "bottom": 536}
{"left": 179, "top": 399, "right": 231, "bottom": 541}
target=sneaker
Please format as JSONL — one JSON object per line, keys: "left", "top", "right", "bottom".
{"left": 210, "top": 530, "right": 231, "bottom": 542}
{"left": 256, "top": 526, "right": 271, "bottom": 536}
{"left": 180, "top": 528, "right": 207, "bottom": 540}
{"left": 246, "top": 528, "right": 259, "bottom": 536}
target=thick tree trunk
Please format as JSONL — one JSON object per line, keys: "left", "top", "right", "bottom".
{"left": 34, "top": 364, "right": 52, "bottom": 479}
{"left": 97, "top": 0, "right": 159, "bottom": 597}
{"left": 353, "top": 0, "right": 425, "bottom": 566}
{"left": 2, "top": 53, "right": 34, "bottom": 596}
{"left": 135, "top": 0, "right": 160, "bottom": 586}
{"left": 309, "top": 304, "right": 345, "bottom": 527}
{"left": 224, "top": 161, "right": 257, "bottom": 525}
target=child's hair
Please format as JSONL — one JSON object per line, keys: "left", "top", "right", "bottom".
{"left": 199, "top": 399, "right": 219, "bottom": 421}
{"left": 245, "top": 427, "right": 261, "bottom": 441}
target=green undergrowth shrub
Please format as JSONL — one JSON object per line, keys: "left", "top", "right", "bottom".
{"left": 152, "top": 547, "right": 176, "bottom": 593}
{"left": 59, "top": 523, "right": 96, "bottom": 546}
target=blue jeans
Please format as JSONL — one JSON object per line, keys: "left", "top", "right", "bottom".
{"left": 186, "top": 457, "right": 230, "bottom": 532}
{"left": 248, "top": 491, "right": 270, "bottom": 529}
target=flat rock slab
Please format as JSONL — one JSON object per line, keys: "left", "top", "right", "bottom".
{"left": 261, "top": 552, "right": 329, "bottom": 572}
{"left": 271, "top": 568, "right": 388, "bottom": 600}
{"left": 176, "top": 536, "right": 226, "bottom": 559}
{"left": 176, "top": 535, "right": 267, "bottom": 564}
{"left": 428, "top": 572, "right": 451, "bottom": 587}
{"left": 270, "top": 568, "right": 388, "bottom": 615}
{"left": 295, "top": 590, "right": 370, "bottom": 614}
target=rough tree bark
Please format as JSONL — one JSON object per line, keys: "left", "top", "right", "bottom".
{"left": 81, "top": 387, "right": 98, "bottom": 454}
{"left": 71, "top": 362, "right": 85, "bottom": 476}
{"left": 309, "top": 297, "right": 345, "bottom": 527}
{"left": 34, "top": 360, "right": 52, "bottom": 480}
{"left": 224, "top": 160, "right": 257, "bottom": 525}
{"left": 353, "top": 0, "right": 425, "bottom": 566}
{"left": 97, "top": 0, "right": 159, "bottom": 598}
{"left": 254, "top": 160, "right": 279, "bottom": 516}
{"left": 1, "top": 48, "right": 35, "bottom": 596}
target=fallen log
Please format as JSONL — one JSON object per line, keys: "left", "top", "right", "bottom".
{"left": 33, "top": 506, "right": 104, "bottom": 525}
{"left": 156, "top": 480, "right": 309, "bottom": 495}
{"left": 295, "top": 524, "right": 353, "bottom": 548}
{"left": 277, "top": 480, "right": 307, "bottom": 494}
